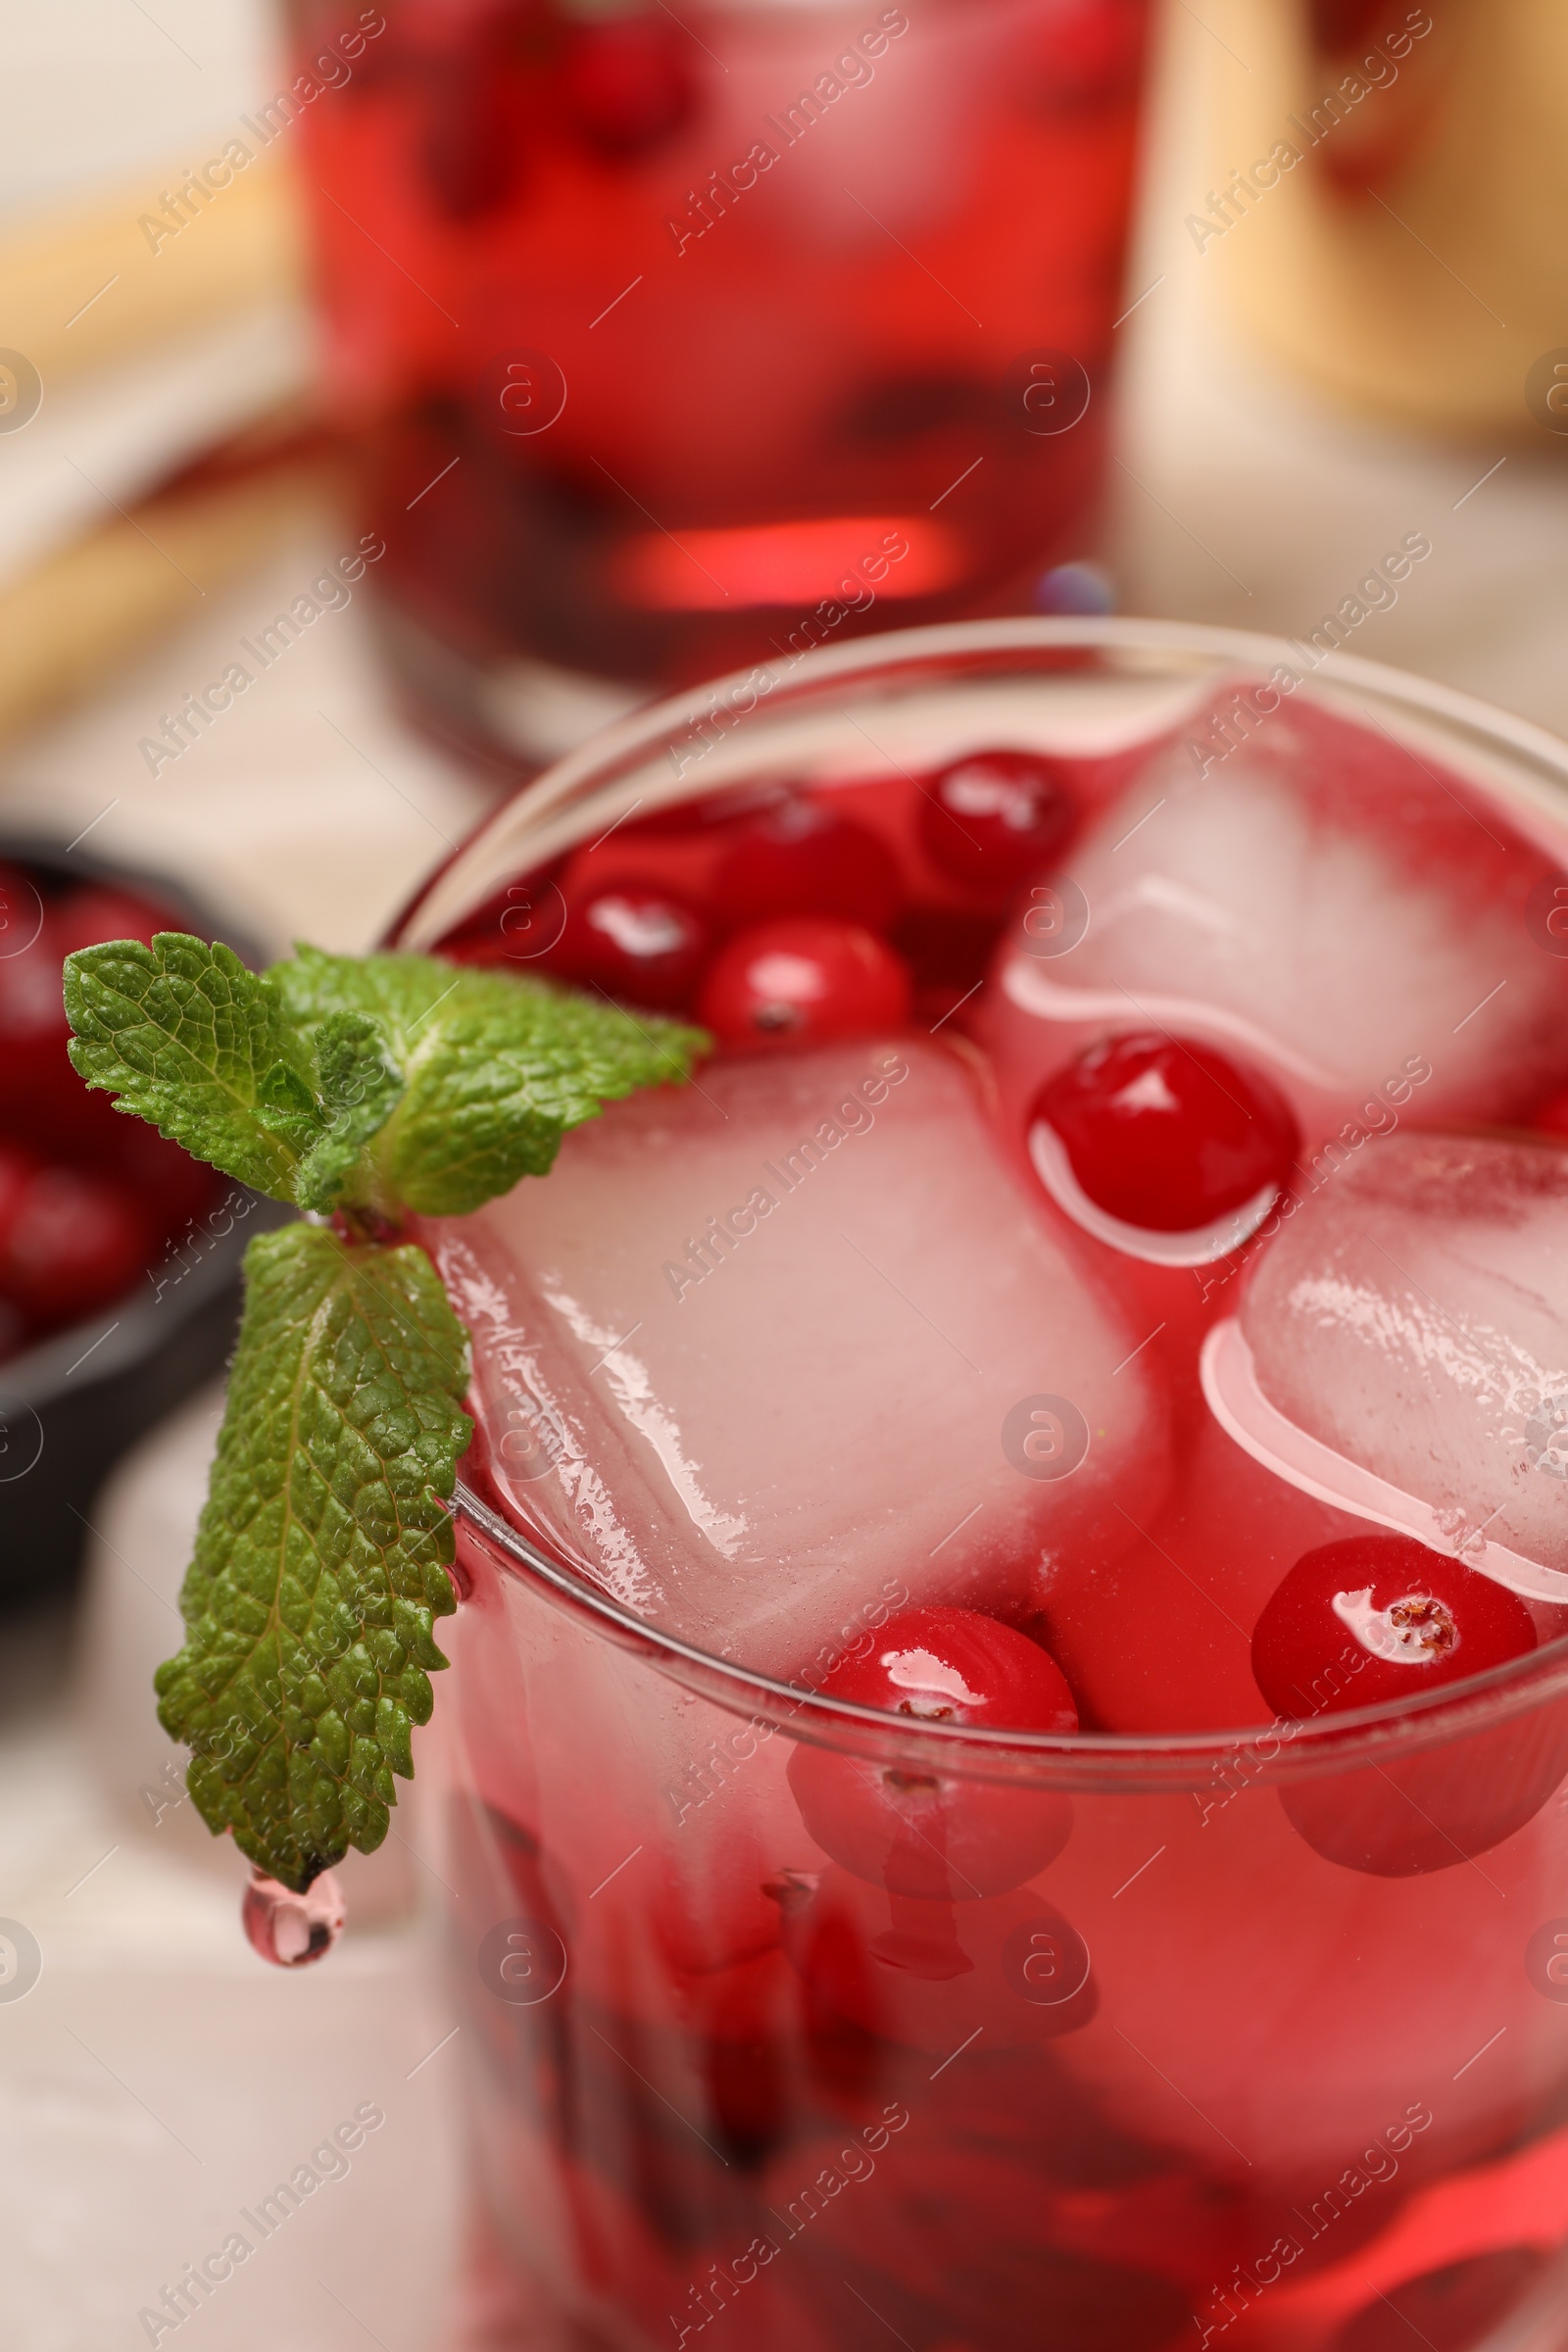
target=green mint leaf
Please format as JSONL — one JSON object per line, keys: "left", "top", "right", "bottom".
{"left": 154, "top": 1222, "right": 471, "bottom": 1891}
{"left": 293, "top": 1012, "right": 405, "bottom": 1213}
{"left": 270, "top": 943, "right": 707, "bottom": 1216}
{"left": 64, "top": 935, "right": 319, "bottom": 1202}
{"left": 70, "top": 928, "right": 706, "bottom": 1893}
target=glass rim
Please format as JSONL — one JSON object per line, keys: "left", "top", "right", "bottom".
{"left": 396, "top": 612, "right": 1568, "bottom": 1784}
{"left": 394, "top": 614, "right": 1568, "bottom": 951}
{"left": 457, "top": 1479, "right": 1568, "bottom": 1788}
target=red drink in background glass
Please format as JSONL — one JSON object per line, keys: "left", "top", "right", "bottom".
{"left": 388, "top": 620, "right": 1568, "bottom": 2352}
{"left": 287, "top": 0, "right": 1151, "bottom": 768}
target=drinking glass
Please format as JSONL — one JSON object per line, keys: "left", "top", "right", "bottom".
{"left": 393, "top": 619, "right": 1568, "bottom": 2352}
{"left": 287, "top": 0, "right": 1152, "bottom": 768}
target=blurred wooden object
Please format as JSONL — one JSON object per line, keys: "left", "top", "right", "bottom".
{"left": 1208, "top": 0, "right": 1568, "bottom": 438}
{"left": 0, "top": 427, "right": 332, "bottom": 744}
{"left": 3, "top": 148, "right": 302, "bottom": 391}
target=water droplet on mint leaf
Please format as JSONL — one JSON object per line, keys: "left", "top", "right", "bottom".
{"left": 242, "top": 1863, "right": 345, "bottom": 1968}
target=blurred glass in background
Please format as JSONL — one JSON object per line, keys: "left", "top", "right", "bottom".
{"left": 286, "top": 0, "right": 1152, "bottom": 767}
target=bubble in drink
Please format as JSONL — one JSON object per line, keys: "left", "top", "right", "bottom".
{"left": 242, "top": 1865, "right": 345, "bottom": 1968}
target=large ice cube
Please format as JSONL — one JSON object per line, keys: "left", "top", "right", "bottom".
{"left": 981, "top": 694, "right": 1568, "bottom": 1158}
{"left": 1213, "top": 1133, "right": 1568, "bottom": 1599}
{"left": 430, "top": 1038, "right": 1169, "bottom": 1675}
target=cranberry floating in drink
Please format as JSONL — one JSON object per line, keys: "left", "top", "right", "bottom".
{"left": 1030, "top": 1029, "right": 1300, "bottom": 1261}
{"left": 557, "top": 885, "right": 710, "bottom": 1008}
{"left": 787, "top": 1605, "right": 1078, "bottom": 1897}
{"left": 713, "top": 801, "right": 901, "bottom": 929}
{"left": 1252, "top": 1535, "right": 1538, "bottom": 1720}
{"left": 697, "top": 917, "right": 911, "bottom": 1050}
{"left": 919, "top": 747, "right": 1079, "bottom": 894}
{"left": 1251, "top": 1535, "right": 1555, "bottom": 1878}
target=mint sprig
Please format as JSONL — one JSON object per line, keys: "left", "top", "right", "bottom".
{"left": 65, "top": 935, "right": 706, "bottom": 1892}
{"left": 155, "top": 1225, "right": 470, "bottom": 1889}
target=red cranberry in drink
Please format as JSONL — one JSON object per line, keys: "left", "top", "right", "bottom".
{"left": 713, "top": 799, "right": 901, "bottom": 929}
{"left": 698, "top": 917, "right": 909, "bottom": 1052}
{"left": 437, "top": 866, "right": 568, "bottom": 968}
{"left": 824, "top": 1606, "right": 1080, "bottom": 1731}
{"left": 919, "top": 749, "right": 1077, "bottom": 893}
{"left": 787, "top": 1606, "right": 1078, "bottom": 1899}
{"left": 560, "top": 887, "right": 710, "bottom": 1008}
{"left": 0, "top": 1162, "right": 150, "bottom": 1325}
{"left": 1257, "top": 1538, "right": 1560, "bottom": 1876}
{"left": 1034, "top": 1032, "right": 1299, "bottom": 1234}
{"left": 1252, "top": 1534, "right": 1536, "bottom": 1721}
{"left": 560, "top": 14, "right": 697, "bottom": 160}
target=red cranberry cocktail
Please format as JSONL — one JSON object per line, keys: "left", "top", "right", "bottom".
{"left": 288, "top": 0, "right": 1151, "bottom": 765}
{"left": 394, "top": 621, "right": 1568, "bottom": 2352}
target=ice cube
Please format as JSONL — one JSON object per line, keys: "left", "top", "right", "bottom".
{"left": 1212, "top": 1132, "right": 1568, "bottom": 1602}
{"left": 980, "top": 693, "right": 1568, "bottom": 1163}
{"left": 430, "top": 1038, "right": 1169, "bottom": 1676}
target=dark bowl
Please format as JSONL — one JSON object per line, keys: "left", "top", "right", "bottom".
{"left": 0, "top": 835, "right": 284, "bottom": 1613}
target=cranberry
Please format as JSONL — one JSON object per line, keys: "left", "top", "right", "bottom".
{"left": 559, "top": 887, "right": 710, "bottom": 1008}
{"left": 561, "top": 15, "right": 697, "bottom": 160}
{"left": 919, "top": 749, "right": 1077, "bottom": 893}
{"left": 786, "top": 1607, "right": 1078, "bottom": 1899}
{"left": 1033, "top": 1032, "right": 1300, "bottom": 1235}
{"left": 113, "top": 1123, "right": 220, "bottom": 1233}
{"left": 820, "top": 1607, "right": 1080, "bottom": 1731}
{"left": 436, "top": 867, "right": 568, "bottom": 968}
{"left": 53, "top": 884, "right": 167, "bottom": 956}
{"left": 1253, "top": 1535, "right": 1558, "bottom": 1877}
{"left": 698, "top": 917, "right": 909, "bottom": 1052}
{"left": 1252, "top": 1535, "right": 1536, "bottom": 1721}
{"left": 4, "top": 886, "right": 174, "bottom": 1149}
{"left": 0, "top": 1162, "right": 150, "bottom": 1325}
{"left": 713, "top": 800, "right": 900, "bottom": 929}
